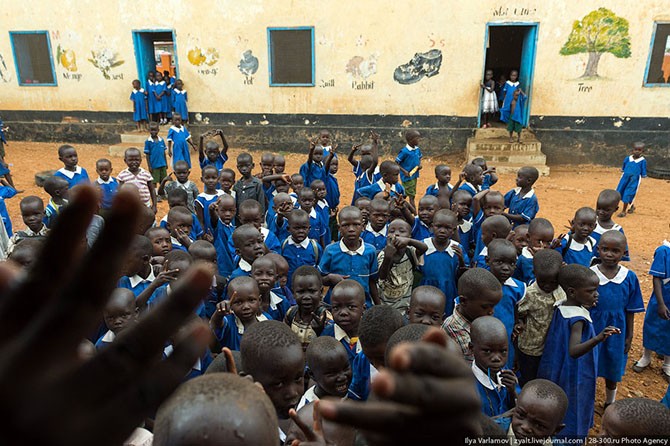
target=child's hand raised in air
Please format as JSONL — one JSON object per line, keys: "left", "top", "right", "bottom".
{"left": 318, "top": 328, "right": 482, "bottom": 444}
{"left": 548, "top": 234, "right": 566, "bottom": 251}
{"left": 289, "top": 401, "right": 334, "bottom": 446}
{"left": 597, "top": 326, "right": 621, "bottom": 342}
{"left": 210, "top": 293, "right": 236, "bottom": 329}
{"left": 370, "top": 130, "right": 380, "bottom": 143}
{"left": 154, "top": 268, "right": 180, "bottom": 287}
{"left": 202, "top": 231, "right": 214, "bottom": 243}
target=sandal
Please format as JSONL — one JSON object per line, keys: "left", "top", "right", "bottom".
{"left": 628, "top": 205, "right": 636, "bottom": 214}
{"left": 632, "top": 361, "right": 649, "bottom": 373}
{"left": 617, "top": 212, "right": 627, "bottom": 218}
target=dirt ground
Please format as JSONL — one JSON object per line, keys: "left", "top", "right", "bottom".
{"left": 4, "top": 139, "right": 670, "bottom": 432}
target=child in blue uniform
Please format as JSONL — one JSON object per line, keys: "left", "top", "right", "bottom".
{"left": 487, "top": 239, "right": 526, "bottom": 370}
{"left": 299, "top": 337, "right": 352, "bottom": 410}
{"left": 593, "top": 189, "right": 629, "bottom": 261}
{"left": 412, "top": 195, "right": 437, "bottom": 241}
{"left": 42, "top": 175, "right": 69, "bottom": 229}
{"left": 299, "top": 139, "right": 327, "bottom": 189}
{"left": 324, "top": 149, "right": 340, "bottom": 241}
{"left": 355, "top": 160, "right": 406, "bottom": 201}
{"left": 556, "top": 207, "right": 597, "bottom": 267}
{"left": 425, "top": 164, "right": 458, "bottom": 201}
{"left": 130, "top": 79, "right": 148, "bottom": 131}
{"left": 153, "top": 72, "right": 168, "bottom": 124}
{"left": 144, "top": 122, "right": 168, "bottom": 195}
{"left": 229, "top": 224, "right": 265, "bottom": 281}
{"left": 146, "top": 71, "right": 158, "bottom": 122}
{"left": 469, "top": 316, "right": 519, "bottom": 417}
{"left": 450, "top": 190, "right": 475, "bottom": 256}
{"left": 472, "top": 215, "right": 511, "bottom": 269}
{"left": 396, "top": 129, "right": 422, "bottom": 209}
{"left": 504, "top": 89, "right": 527, "bottom": 143}
{"left": 457, "top": 164, "right": 483, "bottom": 199}
{"left": 167, "top": 114, "right": 196, "bottom": 169}
{"left": 514, "top": 218, "right": 555, "bottom": 284}
{"left": 237, "top": 199, "right": 281, "bottom": 253}
{"left": 361, "top": 198, "right": 389, "bottom": 252}
{"left": 194, "top": 165, "right": 224, "bottom": 234}
{"left": 319, "top": 206, "right": 379, "bottom": 307}
{"left": 616, "top": 142, "right": 646, "bottom": 217}
{"left": 171, "top": 79, "right": 188, "bottom": 123}
{"left": 320, "top": 280, "right": 365, "bottom": 365}
{"left": 633, "top": 240, "right": 670, "bottom": 380}
{"left": 209, "top": 276, "right": 271, "bottom": 351}
{"left": 281, "top": 210, "right": 322, "bottom": 289}
{"left": 504, "top": 166, "right": 539, "bottom": 227}
{"left": 420, "top": 209, "right": 468, "bottom": 316}
{"left": 198, "top": 129, "right": 229, "bottom": 172}
{"left": 94, "top": 158, "right": 119, "bottom": 214}
{"left": 499, "top": 70, "right": 524, "bottom": 137}
{"left": 117, "top": 236, "right": 156, "bottom": 297}
{"left": 311, "top": 179, "right": 331, "bottom": 244}
{"left": 251, "top": 256, "right": 291, "bottom": 322}
{"left": 95, "top": 289, "right": 138, "bottom": 350}
{"left": 54, "top": 145, "right": 90, "bottom": 188}
{"left": 589, "top": 231, "right": 644, "bottom": 408}
{"left": 210, "top": 194, "right": 237, "bottom": 277}
{"left": 297, "top": 187, "right": 327, "bottom": 248}
{"left": 158, "top": 188, "right": 203, "bottom": 241}
{"left": 537, "top": 264, "right": 621, "bottom": 442}
{"left": 471, "top": 158, "right": 498, "bottom": 191}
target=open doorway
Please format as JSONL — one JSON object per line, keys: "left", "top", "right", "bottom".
{"left": 479, "top": 23, "right": 538, "bottom": 128}
{"left": 132, "top": 30, "right": 179, "bottom": 87}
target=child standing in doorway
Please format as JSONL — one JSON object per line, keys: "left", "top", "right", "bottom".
{"left": 500, "top": 70, "right": 526, "bottom": 142}
{"left": 480, "top": 69, "right": 498, "bottom": 128}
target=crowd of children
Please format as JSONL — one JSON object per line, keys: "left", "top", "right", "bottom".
{"left": 0, "top": 120, "right": 667, "bottom": 445}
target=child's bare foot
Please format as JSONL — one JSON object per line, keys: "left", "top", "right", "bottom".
{"left": 617, "top": 211, "right": 627, "bottom": 218}
{"left": 517, "top": 137, "right": 522, "bottom": 143}
{"left": 627, "top": 205, "right": 635, "bottom": 214}
{"left": 509, "top": 137, "right": 514, "bottom": 143}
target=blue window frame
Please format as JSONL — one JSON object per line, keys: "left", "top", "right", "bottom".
{"left": 643, "top": 22, "right": 670, "bottom": 87}
{"left": 9, "top": 31, "right": 57, "bottom": 86}
{"left": 267, "top": 27, "right": 315, "bottom": 86}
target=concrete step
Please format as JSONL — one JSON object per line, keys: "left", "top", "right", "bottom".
{"left": 467, "top": 150, "right": 547, "bottom": 165}
{"left": 467, "top": 137, "right": 541, "bottom": 153}
{"left": 119, "top": 128, "right": 169, "bottom": 144}
{"left": 471, "top": 162, "right": 550, "bottom": 176}
{"left": 474, "top": 127, "right": 535, "bottom": 140}
{"left": 109, "top": 142, "right": 140, "bottom": 157}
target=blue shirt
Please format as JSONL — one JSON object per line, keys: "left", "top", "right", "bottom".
{"left": 54, "top": 166, "right": 90, "bottom": 189}
{"left": 396, "top": 145, "right": 422, "bottom": 182}
{"left": 117, "top": 270, "right": 155, "bottom": 298}
{"left": 494, "top": 278, "right": 526, "bottom": 370}
{"left": 348, "top": 351, "right": 373, "bottom": 401}
{"left": 325, "top": 172, "right": 340, "bottom": 209}
{"left": 411, "top": 217, "right": 433, "bottom": 241}
{"left": 514, "top": 247, "right": 535, "bottom": 284}
{"left": 200, "top": 153, "right": 228, "bottom": 171}
{"left": 268, "top": 213, "right": 290, "bottom": 244}
{"left": 356, "top": 179, "right": 405, "bottom": 201}
{"left": 425, "top": 182, "right": 452, "bottom": 197}
{"left": 304, "top": 207, "right": 328, "bottom": 244}
{"left": 361, "top": 223, "right": 387, "bottom": 253}
{"left": 261, "top": 226, "right": 281, "bottom": 253}
{"left": 621, "top": 155, "right": 647, "bottom": 179}
{"left": 96, "top": 177, "right": 119, "bottom": 210}
{"left": 195, "top": 191, "right": 224, "bottom": 234}
{"left": 457, "top": 182, "right": 479, "bottom": 198}
{"left": 504, "top": 188, "right": 539, "bottom": 227}
{"left": 144, "top": 136, "right": 168, "bottom": 169}
{"left": 458, "top": 219, "right": 475, "bottom": 255}
{"left": 556, "top": 234, "right": 596, "bottom": 267}
{"left": 321, "top": 323, "right": 363, "bottom": 365}
{"left": 0, "top": 185, "right": 17, "bottom": 235}
{"left": 281, "top": 236, "right": 323, "bottom": 289}
{"left": 319, "top": 240, "right": 379, "bottom": 308}
{"left": 265, "top": 289, "right": 292, "bottom": 322}
{"left": 148, "top": 284, "right": 206, "bottom": 317}
{"left": 419, "top": 238, "right": 468, "bottom": 316}
{"left": 315, "top": 200, "right": 331, "bottom": 243}
{"left": 299, "top": 161, "right": 327, "bottom": 189}
{"left": 213, "top": 219, "right": 236, "bottom": 276}
{"left": 213, "top": 313, "right": 271, "bottom": 351}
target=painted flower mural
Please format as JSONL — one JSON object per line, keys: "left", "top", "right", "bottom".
{"left": 88, "top": 37, "right": 124, "bottom": 79}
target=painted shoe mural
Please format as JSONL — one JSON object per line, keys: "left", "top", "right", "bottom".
{"left": 393, "top": 49, "right": 443, "bottom": 84}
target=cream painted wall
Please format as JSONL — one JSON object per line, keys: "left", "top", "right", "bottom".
{"left": 0, "top": 0, "right": 668, "bottom": 118}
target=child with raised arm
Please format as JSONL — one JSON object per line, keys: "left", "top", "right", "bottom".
{"left": 590, "top": 231, "right": 644, "bottom": 409}
{"left": 378, "top": 219, "right": 427, "bottom": 314}
{"left": 537, "top": 264, "right": 621, "bottom": 442}
{"left": 355, "top": 160, "right": 406, "bottom": 201}
{"left": 54, "top": 145, "right": 90, "bottom": 188}
{"left": 167, "top": 113, "right": 196, "bottom": 168}
{"left": 396, "top": 130, "right": 422, "bottom": 209}
{"left": 158, "top": 160, "right": 199, "bottom": 213}
{"left": 480, "top": 69, "right": 498, "bottom": 128}
{"left": 117, "top": 147, "right": 156, "bottom": 212}
{"left": 209, "top": 194, "right": 237, "bottom": 277}
{"left": 198, "top": 129, "right": 229, "bottom": 172}
{"left": 504, "top": 166, "right": 539, "bottom": 227}
{"left": 470, "top": 316, "right": 518, "bottom": 417}
{"left": 324, "top": 146, "right": 340, "bottom": 241}
{"left": 633, "top": 239, "right": 670, "bottom": 380}
{"left": 130, "top": 79, "right": 148, "bottom": 131}
{"left": 300, "top": 138, "right": 327, "bottom": 189}
{"left": 471, "top": 158, "right": 498, "bottom": 191}
{"left": 616, "top": 141, "right": 647, "bottom": 217}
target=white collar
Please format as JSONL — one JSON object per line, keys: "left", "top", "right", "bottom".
{"left": 238, "top": 258, "right": 252, "bottom": 272}
{"left": 504, "top": 277, "right": 518, "bottom": 288}
{"left": 176, "top": 180, "right": 193, "bottom": 189}
{"left": 128, "top": 269, "right": 156, "bottom": 288}
{"left": 269, "top": 291, "right": 283, "bottom": 311}
{"left": 459, "top": 219, "right": 473, "bottom": 232}
{"left": 57, "top": 166, "right": 82, "bottom": 178}
{"left": 22, "top": 225, "right": 48, "bottom": 236}
{"left": 307, "top": 207, "right": 317, "bottom": 219}
{"left": 568, "top": 236, "right": 595, "bottom": 252}
{"left": 365, "top": 222, "right": 387, "bottom": 237}
{"left": 147, "top": 135, "right": 163, "bottom": 142}
{"left": 170, "top": 125, "right": 185, "bottom": 133}
{"left": 317, "top": 199, "right": 328, "bottom": 209}
{"left": 479, "top": 246, "right": 488, "bottom": 258}
{"left": 198, "top": 190, "right": 224, "bottom": 200}
{"left": 339, "top": 239, "right": 365, "bottom": 255}
{"left": 288, "top": 236, "right": 311, "bottom": 249}
{"left": 433, "top": 181, "right": 453, "bottom": 190}
{"left": 133, "top": 88, "right": 145, "bottom": 93}
{"left": 513, "top": 187, "right": 535, "bottom": 199}
{"left": 521, "top": 247, "right": 534, "bottom": 259}
{"left": 594, "top": 222, "right": 621, "bottom": 235}
{"left": 591, "top": 265, "right": 629, "bottom": 285}
{"left": 101, "top": 330, "right": 116, "bottom": 342}
{"left": 506, "top": 80, "right": 520, "bottom": 87}
{"left": 424, "top": 238, "right": 459, "bottom": 257}
{"left": 260, "top": 226, "right": 269, "bottom": 238}
{"left": 96, "top": 177, "right": 114, "bottom": 185}
{"left": 471, "top": 361, "right": 503, "bottom": 391}
{"left": 235, "top": 313, "right": 268, "bottom": 335}
{"left": 463, "top": 181, "right": 478, "bottom": 192}
{"left": 334, "top": 324, "right": 362, "bottom": 353}
{"left": 157, "top": 80, "right": 165, "bottom": 85}
{"left": 629, "top": 155, "right": 645, "bottom": 163}
{"left": 174, "top": 89, "right": 186, "bottom": 94}
{"left": 664, "top": 240, "right": 670, "bottom": 249}
{"left": 557, "top": 302, "right": 592, "bottom": 322}
{"left": 405, "top": 144, "right": 418, "bottom": 152}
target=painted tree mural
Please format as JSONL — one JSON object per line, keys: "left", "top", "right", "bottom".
{"left": 560, "top": 8, "right": 631, "bottom": 78}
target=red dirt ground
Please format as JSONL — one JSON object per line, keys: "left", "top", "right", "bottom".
{"left": 4, "top": 139, "right": 669, "bottom": 433}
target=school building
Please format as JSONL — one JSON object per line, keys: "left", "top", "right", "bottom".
{"left": 1, "top": 0, "right": 668, "bottom": 172}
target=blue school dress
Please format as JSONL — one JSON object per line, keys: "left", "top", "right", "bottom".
{"left": 356, "top": 179, "right": 405, "bottom": 201}
{"left": 144, "top": 136, "right": 168, "bottom": 171}
{"left": 538, "top": 304, "right": 598, "bottom": 441}
{"left": 117, "top": 270, "right": 156, "bottom": 298}
{"left": 0, "top": 185, "right": 17, "bottom": 236}
{"left": 130, "top": 88, "right": 148, "bottom": 122}
{"left": 348, "top": 351, "right": 376, "bottom": 401}
{"left": 318, "top": 240, "right": 379, "bottom": 308}
{"left": 494, "top": 278, "right": 527, "bottom": 370}
{"left": 472, "top": 362, "right": 515, "bottom": 418}
{"left": 616, "top": 155, "right": 647, "bottom": 204}
{"left": 472, "top": 246, "right": 489, "bottom": 270}
{"left": 514, "top": 247, "right": 535, "bottom": 284}
{"left": 458, "top": 219, "right": 475, "bottom": 256}
{"left": 504, "top": 188, "right": 539, "bottom": 227}
{"left": 642, "top": 241, "right": 670, "bottom": 356}
{"left": 352, "top": 167, "right": 382, "bottom": 205}
{"left": 556, "top": 234, "right": 596, "bottom": 267}
{"left": 361, "top": 223, "right": 387, "bottom": 253}
{"left": 260, "top": 226, "right": 281, "bottom": 253}
{"left": 425, "top": 182, "right": 452, "bottom": 197}
{"left": 265, "top": 290, "right": 291, "bottom": 322}
{"left": 195, "top": 191, "right": 224, "bottom": 234}
{"left": 589, "top": 265, "right": 644, "bottom": 382}
{"left": 412, "top": 217, "right": 433, "bottom": 241}
{"left": 316, "top": 200, "right": 331, "bottom": 243}
{"left": 299, "top": 161, "right": 327, "bottom": 190}
{"left": 159, "top": 213, "right": 203, "bottom": 241}
{"left": 499, "top": 81, "right": 521, "bottom": 123}
{"left": 419, "top": 238, "right": 468, "bottom": 316}
{"left": 268, "top": 213, "right": 290, "bottom": 244}
{"left": 457, "top": 181, "right": 479, "bottom": 200}
{"left": 321, "top": 323, "right": 363, "bottom": 365}
{"left": 304, "top": 207, "right": 328, "bottom": 244}
{"left": 200, "top": 153, "right": 227, "bottom": 171}
{"left": 167, "top": 125, "right": 192, "bottom": 168}
{"left": 96, "top": 177, "right": 119, "bottom": 210}
{"left": 229, "top": 258, "right": 252, "bottom": 282}
{"left": 281, "top": 236, "right": 322, "bottom": 289}
{"left": 213, "top": 219, "right": 236, "bottom": 276}
{"left": 154, "top": 81, "right": 169, "bottom": 113}
{"left": 395, "top": 145, "right": 422, "bottom": 184}
{"left": 146, "top": 81, "right": 158, "bottom": 115}
{"left": 171, "top": 89, "right": 188, "bottom": 120}
{"left": 325, "top": 171, "right": 340, "bottom": 210}
{"left": 54, "top": 166, "right": 90, "bottom": 189}
{"left": 214, "top": 313, "right": 271, "bottom": 351}
{"left": 592, "top": 223, "right": 630, "bottom": 262}
{"left": 148, "top": 284, "right": 206, "bottom": 318}
{"left": 162, "top": 344, "right": 213, "bottom": 381}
